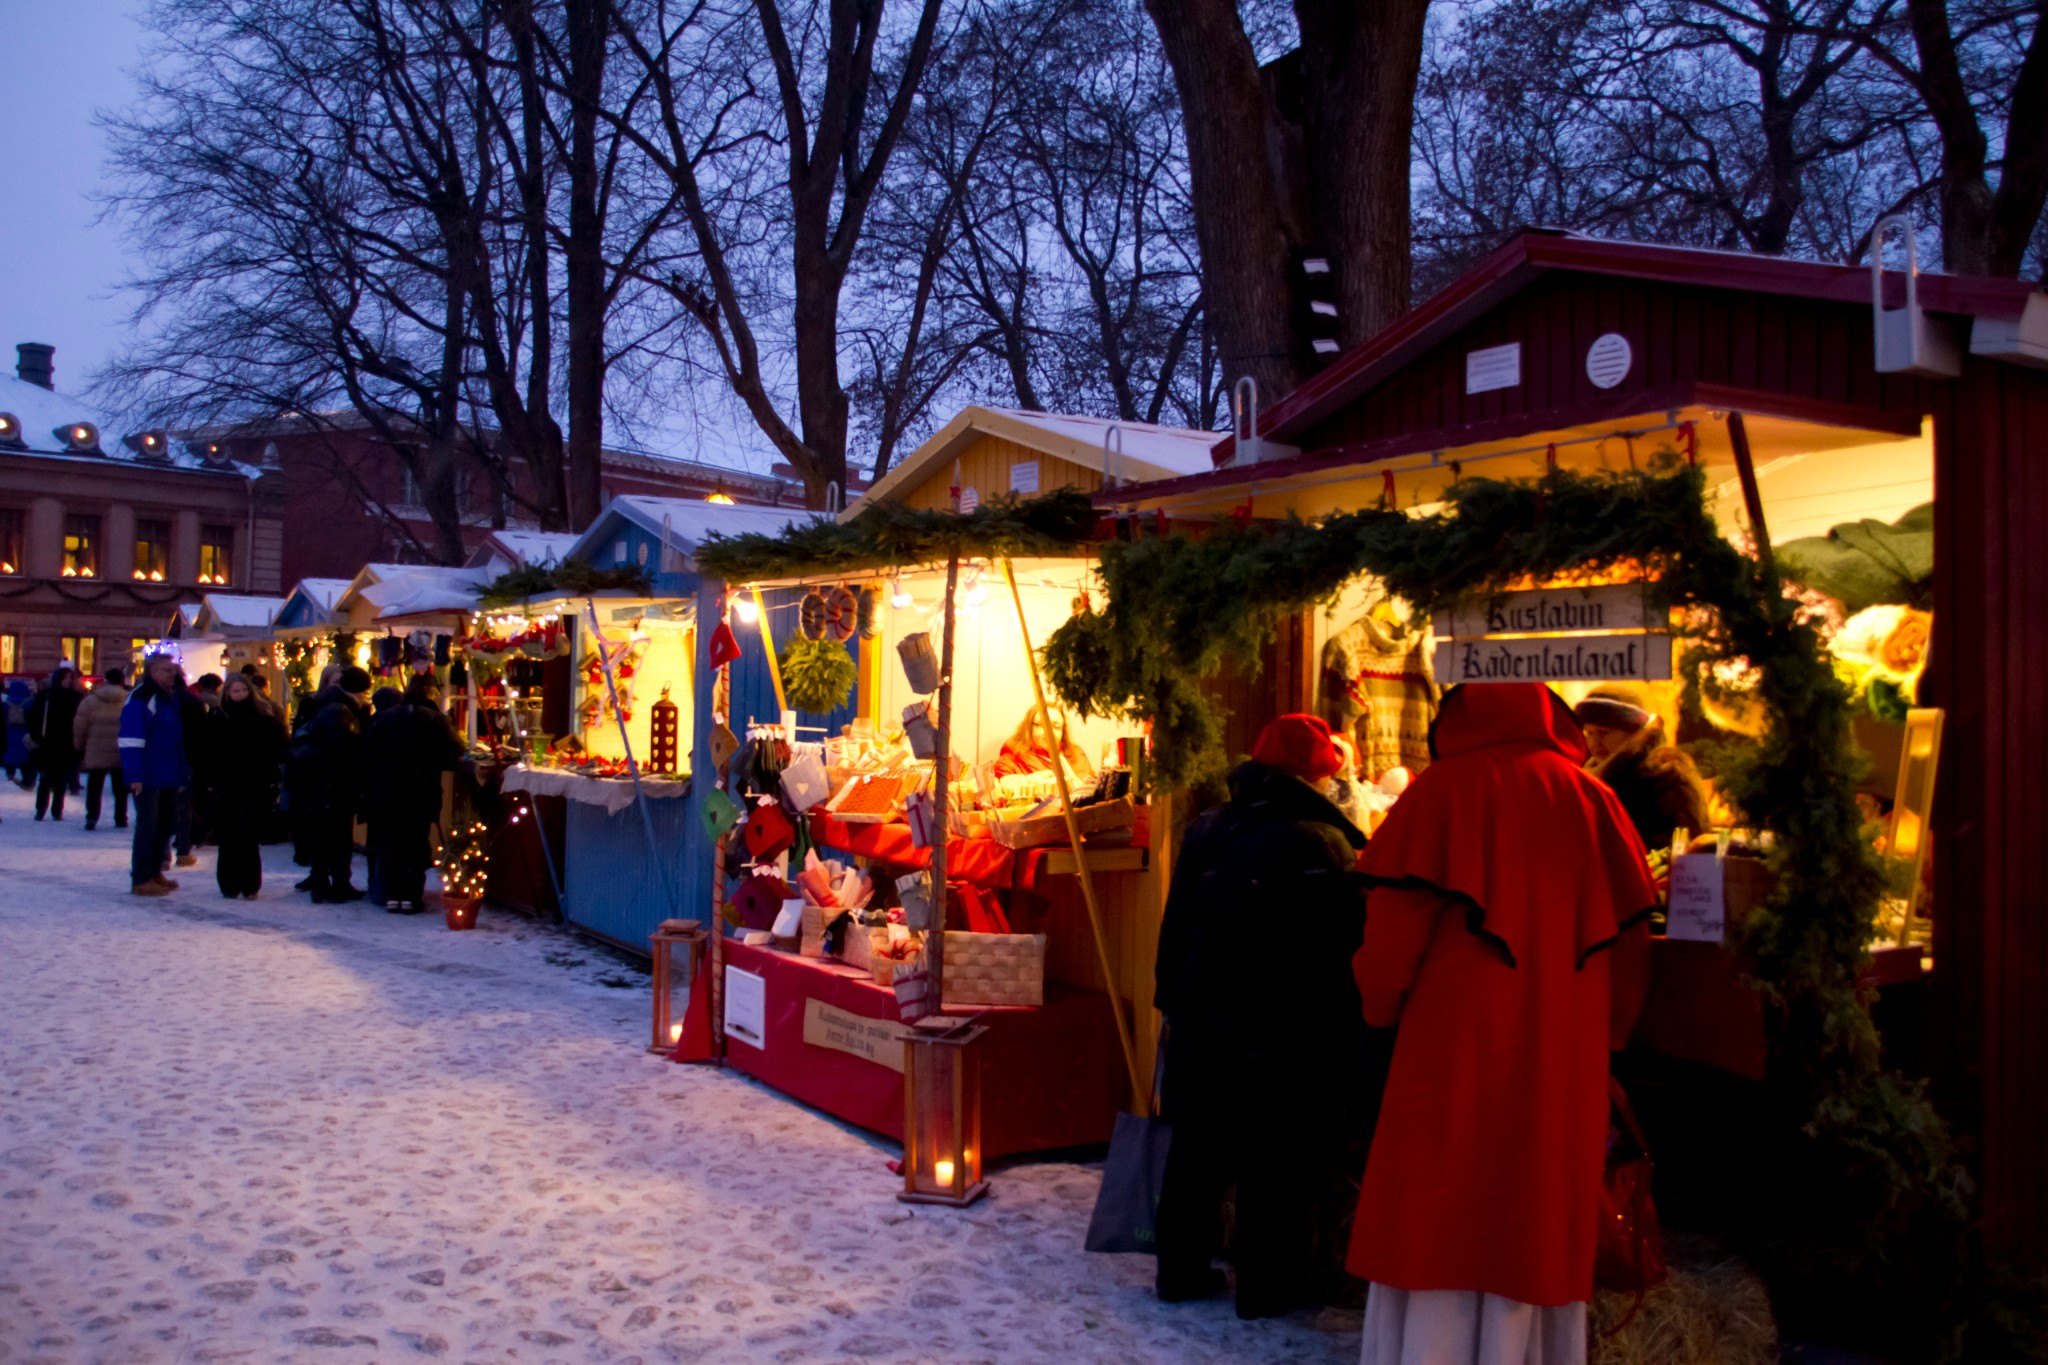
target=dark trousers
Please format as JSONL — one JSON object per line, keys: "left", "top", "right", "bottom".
{"left": 35, "top": 760, "right": 76, "bottom": 819}
{"left": 174, "top": 786, "right": 197, "bottom": 856}
{"left": 131, "top": 786, "right": 181, "bottom": 887}
{"left": 215, "top": 791, "right": 265, "bottom": 898}
{"left": 303, "top": 810, "right": 356, "bottom": 894}
{"left": 373, "top": 814, "right": 433, "bottom": 905}
{"left": 84, "top": 769, "right": 129, "bottom": 828}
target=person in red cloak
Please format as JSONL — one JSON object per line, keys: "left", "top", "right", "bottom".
{"left": 1349, "top": 683, "right": 1656, "bottom": 1364}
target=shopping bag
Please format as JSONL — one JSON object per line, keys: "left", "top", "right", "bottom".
{"left": 1596, "top": 1077, "right": 1668, "bottom": 1334}
{"left": 1084, "top": 1109, "right": 1173, "bottom": 1255}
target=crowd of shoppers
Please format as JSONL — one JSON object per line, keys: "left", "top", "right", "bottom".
{"left": 6, "top": 648, "right": 465, "bottom": 912}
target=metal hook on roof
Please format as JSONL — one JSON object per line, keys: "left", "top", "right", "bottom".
{"left": 1232, "top": 376, "right": 1259, "bottom": 446}
{"left": 1102, "top": 424, "right": 1124, "bottom": 490}
{"left": 826, "top": 481, "right": 843, "bottom": 515}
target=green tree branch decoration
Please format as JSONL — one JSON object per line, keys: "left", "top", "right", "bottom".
{"left": 1045, "top": 457, "right": 1972, "bottom": 1337}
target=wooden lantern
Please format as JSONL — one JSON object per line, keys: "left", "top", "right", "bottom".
{"left": 899, "top": 1016, "right": 989, "bottom": 1206}
{"left": 649, "top": 918, "right": 709, "bottom": 1053}
{"left": 650, "top": 685, "right": 681, "bottom": 774}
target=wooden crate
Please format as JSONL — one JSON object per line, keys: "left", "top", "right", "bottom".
{"left": 990, "top": 797, "right": 1135, "bottom": 850}
{"left": 943, "top": 931, "right": 1046, "bottom": 1007}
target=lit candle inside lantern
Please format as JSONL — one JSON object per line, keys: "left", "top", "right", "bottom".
{"left": 669, "top": 1022, "right": 683, "bottom": 1044}
{"left": 933, "top": 1159, "right": 955, "bottom": 1187}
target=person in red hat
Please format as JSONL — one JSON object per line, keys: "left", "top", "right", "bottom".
{"left": 1349, "top": 683, "right": 1656, "bottom": 1363}
{"left": 1151, "top": 712, "right": 1372, "bottom": 1317}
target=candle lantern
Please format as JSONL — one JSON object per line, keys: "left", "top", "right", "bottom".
{"left": 899, "top": 1016, "right": 989, "bottom": 1206}
{"left": 650, "top": 685, "right": 681, "bottom": 774}
{"left": 649, "top": 918, "right": 709, "bottom": 1054}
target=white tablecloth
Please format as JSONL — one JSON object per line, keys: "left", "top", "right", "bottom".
{"left": 501, "top": 763, "right": 689, "bottom": 815}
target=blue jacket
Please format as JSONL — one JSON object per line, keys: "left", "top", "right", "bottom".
{"left": 119, "top": 680, "right": 192, "bottom": 789}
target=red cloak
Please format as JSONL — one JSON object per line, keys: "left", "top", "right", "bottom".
{"left": 1348, "top": 682, "right": 1656, "bottom": 1307}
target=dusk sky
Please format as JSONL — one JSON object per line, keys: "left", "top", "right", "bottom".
{"left": 0, "top": 0, "right": 151, "bottom": 406}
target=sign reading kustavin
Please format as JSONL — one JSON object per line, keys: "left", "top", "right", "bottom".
{"left": 1432, "top": 582, "right": 1671, "bottom": 684}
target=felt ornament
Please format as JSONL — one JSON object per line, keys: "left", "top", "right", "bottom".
{"left": 709, "top": 722, "right": 741, "bottom": 775}
{"left": 700, "top": 786, "right": 743, "bottom": 841}
{"left": 824, "top": 585, "right": 859, "bottom": 642}
{"left": 800, "top": 589, "right": 828, "bottom": 640}
{"left": 856, "top": 585, "right": 880, "bottom": 639}
{"left": 708, "top": 621, "right": 742, "bottom": 669}
{"left": 730, "top": 874, "right": 789, "bottom": 932}
{"left": 743, "top": 800, "right": 796, "bottom": 860}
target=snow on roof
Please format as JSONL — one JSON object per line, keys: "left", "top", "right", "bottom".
{"left": 290, "top": 578, "right": 352, "bottom": 612}
{"left": 574, "top": 496, "right": 820, "bottom": 561}
{"left": 479, "top": 531, "right": 579, "bottom": 567}
{"left": 198, "top": 595, "right": 285, "bottom": 630}
{"left": 357, "top": 566, "right": 491, "bottom": 622}
{"left": 0, "top": 373, "right": 243, "bottom": 475}
{"left": 845, "top": 405, "right": 1225, "bottom": 520}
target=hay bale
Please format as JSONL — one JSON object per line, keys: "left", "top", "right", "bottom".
{"left": 1592, "top": 1234, "right": 1777, "bottom": 1365}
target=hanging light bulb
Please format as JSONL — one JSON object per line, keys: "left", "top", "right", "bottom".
{"left": 889, "top": 576, "right": 911, "bottom": 609}
{"left": 962, "top": 566, "right": 989, "bottom": 609}
{"left": 733, "top": 593, "right": 760, "bottom": 626}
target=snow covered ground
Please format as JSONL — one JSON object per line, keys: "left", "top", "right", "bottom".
{"left": 0, "top": 783, "right": 1359, "bottom": 1365}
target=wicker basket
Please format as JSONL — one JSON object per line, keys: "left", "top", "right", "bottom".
{"left": 942, "top": 931, "right": 1046, "bottom": 1007}
{"left": 990, "top": 796, "right": 1135, "bottom": 850}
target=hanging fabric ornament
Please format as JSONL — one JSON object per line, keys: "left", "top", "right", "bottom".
{"left": 730, "top": 873, "right": 789, "bottom": 932}
{"left": 824, "top": 585, "right": 859, "bottom": 642}
{"left": 799, "top": 589, "right": 828, "bottom": 641}
{"left": 700, "top": 785, "right": 743, "bottom": 841}
{"left": 709, "top": 722, "right": 740, "bottom": 777}
{"left": 709, "top": 621, "right": 742, "bottom": 669}
{"left": 743, "top": 800, "right": 796, "bottom": 860}
{"left": 856, "top": 585, "right": 880, "bottom": 639}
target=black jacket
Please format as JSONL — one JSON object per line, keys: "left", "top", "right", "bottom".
{"left": 25, "top": 684, "right": 83, "bottom": 767}
{"left": 1155, "top": 761, "right": 1368, "bottom": 1073}
{"left": 1593, "top": 734, "right": 1712, "bottom": 850}
{"left": 289, "top": 686, "right": 370, "bottom": 816}
{"left": 213, "top": 695, "right": 289, "bottom": 798}
{"left": 364, "top": 700, "right": 464, "bottom": 824}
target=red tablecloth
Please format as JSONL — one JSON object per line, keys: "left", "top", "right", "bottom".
{"left": 806, "top": 808, "right": 1150, "bottom": 894}
{"left": 719, "top": 940, "right": 1124, "bottom": 1156}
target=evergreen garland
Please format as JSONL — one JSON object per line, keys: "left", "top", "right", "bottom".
{"left": 478, "top": 558, "right": 652, "bottom": 607}
{"left": 780, "top": 636, "right": 857, "bottom": 714}
{"left": 1045, "top": 455, "right": 1973, "bottom": 1342}
{"left": 696, "top": 489, "right": 1099, "bottom": 582}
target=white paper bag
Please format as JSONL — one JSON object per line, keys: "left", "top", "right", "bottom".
{"left": 772, "top": 898, "right": 805, "bottom": 939}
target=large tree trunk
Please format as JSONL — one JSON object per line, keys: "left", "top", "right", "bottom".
{"left": 1142, "top": 0, "right": 1300, "bottom": 403}
{"left": 1296, "top": 0, "right": 1429, "bottom": 343}
{"left": 790, "top": 242, "right": 851, "bottom": 505}
{"left": 509, "top": 0, "right": 570, "bottom": 531}
{"left": 1907, "top": 0, "right": 1997, "bottom": 275}
{"left": 565, "top": 0, "right": 610, "bottom": 529}
{"left": 1985, "top": 1, "right": 2048, "bottom": 277}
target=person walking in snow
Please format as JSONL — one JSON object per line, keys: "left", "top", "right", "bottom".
{"left": 1349, "top": 684, "right": 1657, "bottom": 1365}
{"left": 364, "top": 677, "right": 464, "bottom": 914}
{"left": 74, "top": 666, "right": 132, "bottom": 830}
{"left": 212, "top": 674, "right": 288, "bottom": 899}
{"left": 25, "top": 664, "right": 85, "bottom": 821}
{"left": 1153, "top": 713, "right": 1370, "bottom": 1318}
{"left": 121, "top": 650, "right": 199, "bottom": 896}
{"left": 289, "top": 665, "right": 373, "bottom": 903}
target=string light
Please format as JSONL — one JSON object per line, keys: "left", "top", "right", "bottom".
{"left": 889, "top": 576, "right": 911, "bottom": 609}
{"left": 733, "top": 593, "right": 760, "bottom": 626}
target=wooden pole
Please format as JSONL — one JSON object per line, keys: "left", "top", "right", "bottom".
{"left": 1001, "top": 558, "right": 1143, "bottom": 1108}
{"left": 752, "top": 585, "right": 786, "bottom": 714}
{"left": 1725, "top": 411, "right": 1777, "bottom": 582}
{"left": 926, "top": 555, "right": 959, "bottom": 1008}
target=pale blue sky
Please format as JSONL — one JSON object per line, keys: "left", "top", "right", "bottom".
{"left": 0, "top": 0, "right": 150, "bottom": 401}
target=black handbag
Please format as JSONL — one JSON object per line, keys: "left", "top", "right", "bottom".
{"left": 1084, "top": 1045, "right": 1171, "bottom": 1255}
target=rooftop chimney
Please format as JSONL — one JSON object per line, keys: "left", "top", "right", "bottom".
{"left": 16, "top": 342, "right": 54, "bottom": 390}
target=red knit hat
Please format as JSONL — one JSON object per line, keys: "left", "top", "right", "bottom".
{"left": 1250, "top": 713, "right": 1346, "bottom": 782}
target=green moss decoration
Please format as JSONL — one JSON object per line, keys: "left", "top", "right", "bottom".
{"left": 697, "top": 489, "right": 1099, "bottom": 582}
{"left": 479, "top": 557, "right": 652, "bottom": 607}
{"left": 780, "top": 636, "right": 857, "bottom": 714}
{"left": 1046, "top": 456, "right": 1971, "bottom": 1344}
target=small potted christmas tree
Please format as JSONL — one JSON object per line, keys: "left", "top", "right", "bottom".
{"left": 436, "top": 821, "right": 491, "bottom": 930}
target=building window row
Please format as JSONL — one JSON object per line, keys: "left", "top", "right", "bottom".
{"left": 0, "top": 509, "right": 232, "bottom": 586}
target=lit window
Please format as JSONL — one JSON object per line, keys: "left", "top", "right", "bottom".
{"left": 0, "top": 634, "right": 18, "bottom": 673}
{"left": 134, "top": 518, "right": 170, "bottom": 582}
{"left": 0, "top": 509, "right": 21, "bottom": 575}
{"left": 59, "top": 636, "right": 96, "bottom": 675}
{"left": 62, "top": 515, "right": 100, "bottom": 578}
{"left": 198, "top": 526, "right": 232, "bottom": 586}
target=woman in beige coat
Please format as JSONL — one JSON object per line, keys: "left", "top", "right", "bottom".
{"left": 74, "top": 667, "right": 132, "bottom": 830}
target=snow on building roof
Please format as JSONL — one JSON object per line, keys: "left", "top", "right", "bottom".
{"left": 472, "top": 531, "right": 580, "bottom": 569}
{"left": 0, "top": 373, "right": 247, "bottom": 475}
{"left": 196, "top": 595, "right": 286, "bottom": 633}
{"left": 572, "top": 496, "right": 820, "bottom": 564}
{"left": 844, "top": 405, "right": 1225, "bottom": 521}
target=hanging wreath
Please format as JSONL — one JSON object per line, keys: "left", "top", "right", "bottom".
{"left": 824, "top": 585, "right": 859, "bottom": 642}
{"left": 856, "top": 585, "right": 881, "bottom": 639}
{"left": 779, "top": 636, "right": 857, "bottom": 714}
{"left": 799, "top": 589, "right": 829, "bottom": 641}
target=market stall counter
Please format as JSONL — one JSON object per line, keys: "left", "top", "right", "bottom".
{"left": 719, "top": 940, "right": 1124, "bottom": 1156}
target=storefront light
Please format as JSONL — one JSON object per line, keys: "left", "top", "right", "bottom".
{"left": 734, "top": 593, "right": 760, "bottom": 626}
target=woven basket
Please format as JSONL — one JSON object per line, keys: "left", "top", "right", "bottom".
{"left": 942, "top": 931, "right": 1046, "bottom": 1007}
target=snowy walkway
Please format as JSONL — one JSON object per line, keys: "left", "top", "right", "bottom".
{"left": 0, "top": 783, "right": 1358, "bottom": 1365}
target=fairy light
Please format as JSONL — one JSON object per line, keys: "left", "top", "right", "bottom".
{"left": 889, "top": 576, "right": 912, "bottom": 609}
{"left": 733, "top": 593, "right": 760, "bottom": 626}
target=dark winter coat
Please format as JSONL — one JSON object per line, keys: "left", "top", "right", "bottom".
{"left": 4, "top": 680, "right": 30, "bottom": 767}
{"left": 26, "top": 677, "right": 84, "bottom": 768}
{"left": 214, "top": 694, "right": 289, "bottom": 795}
{"left": 289, "top": 686, "right": 370, "bottom": 817}
{"left": 364, "top": 700, "right": 464, "bottom": 825}
{"left": 119, "top": 677, "right": 193, "bottom": 790}
{"left": 1592, "top": 731, "right": 1713, "bottom": 850}
{"left": 1155, "top": 760, "right": 1369, "bottom": 1087}
{"left": 72, "top": 682, "right": 130, "bottom": 770}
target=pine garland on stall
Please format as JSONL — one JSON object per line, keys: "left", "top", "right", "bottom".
{"left": 478, "top": 558, "right": 652, "bottom": 607}
{"left": 697, "top": 489, "right": 1100, "bottom": 582}
{"left": 779, "top": 636, "right": 858, "bottom": 714}
{"left": 1045, "top": 455, "right": 1977, "bottom": 1352}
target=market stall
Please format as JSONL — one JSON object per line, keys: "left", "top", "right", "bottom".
{"left": 689, "top": 407, "right": 1225, "bottom": 1168}
{"left": 1046, "top": 230, "right": 2048, "bottom": 1295}
{"left": 269, "top": 577, "right": 352, "bottom": 706}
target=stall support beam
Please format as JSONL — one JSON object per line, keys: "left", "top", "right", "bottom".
{"left": 1726, "top": 411, "right": 1777, "bottom": 581}
{"left": 753, "top": 586, "right": 786, "bottom": 714}
{"left": 1001, "top": 558, "right": 1144, "bottom": 1111}
{"left": 927, "top": 555, "right": 959, "bottom": 1006}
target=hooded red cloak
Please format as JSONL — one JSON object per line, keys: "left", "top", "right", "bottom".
{"left": 1348, "top": 682, "right": 1656, "bottom": 1306}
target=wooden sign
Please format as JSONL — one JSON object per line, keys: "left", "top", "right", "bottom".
{"left": 1432, "top": 583, "right": 1653, "bottom": 642}
{"left": 802, "top": 998, "right": 906, "bottom": 1073}
{"left": 1434, "top": 632, "right": 1673, "bottom": 684}
{"left": 1465, "top": 342, "right": 1522, "bottom": 394}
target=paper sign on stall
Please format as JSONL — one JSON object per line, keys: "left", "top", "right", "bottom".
{"left": 1665, "top": 853, "right": 1727, "bottom": 943}
{"left": 802, "top": 998, "right": 906, "bottom": 1072}
{"left": 724, "top": 966, "right": 767, "bottom": 1047}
